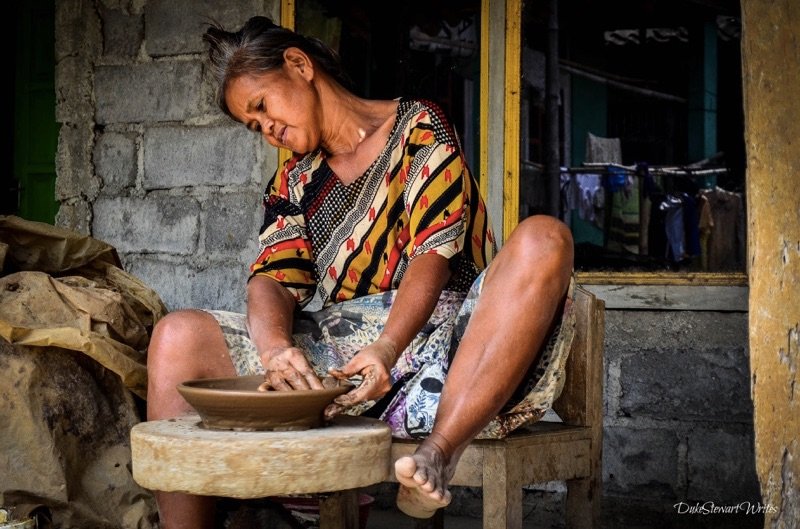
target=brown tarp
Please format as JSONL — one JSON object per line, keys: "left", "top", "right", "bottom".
{"left": 0, "top": 215, "right": 166, "bottom": 528}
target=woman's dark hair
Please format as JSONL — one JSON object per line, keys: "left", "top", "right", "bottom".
{"left": 202, "top": 16, "right": 352, "bottom": 116}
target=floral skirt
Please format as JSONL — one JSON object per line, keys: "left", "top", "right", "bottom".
{"left": 204, "top": 271, "right": 576, "bottom": 440}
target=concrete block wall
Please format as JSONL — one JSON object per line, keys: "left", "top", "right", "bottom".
{"left": 601, "top": 309, "right": 761, "bottom": 518}
{"left": 55, "top": 0, "right": 280, "bottom": 312}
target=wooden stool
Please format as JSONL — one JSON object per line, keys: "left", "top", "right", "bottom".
{"left": 131, "top": 414, "right": 392, "bottom": 529}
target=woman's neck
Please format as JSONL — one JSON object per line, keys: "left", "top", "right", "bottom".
{"left": 318, "top": 91, "right": 399, "bottom": 185}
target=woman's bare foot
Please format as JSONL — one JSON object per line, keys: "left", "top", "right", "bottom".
{"left": 394, "top": 436, "right": 457, "bottom": 518}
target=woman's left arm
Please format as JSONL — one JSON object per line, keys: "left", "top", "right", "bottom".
{"left": 325, "top": 252, "right": 451, "bottom": 415}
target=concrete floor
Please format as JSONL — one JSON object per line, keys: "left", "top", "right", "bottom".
{"left": 222, "top": 485, "right": 765, "bottom": 529}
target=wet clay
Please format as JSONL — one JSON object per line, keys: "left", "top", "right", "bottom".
{"left": 177, "top": 375, "right": 352, "bottom": 431}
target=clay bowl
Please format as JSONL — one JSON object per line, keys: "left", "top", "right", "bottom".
{"left": 177, "top": 375, "right": 352, "bottom": 432}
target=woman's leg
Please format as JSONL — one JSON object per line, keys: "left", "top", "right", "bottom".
{"left": 146, "top": 310, "right": 238, "bottom": 529}
{"left": 394, "top": 215, "right": 574, "bottom": 517}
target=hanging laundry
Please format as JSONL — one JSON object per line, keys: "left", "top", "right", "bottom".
{"left": 699, "top": 186, "right": 746, "bottom": 271}
{"left": 682, "top": 192, "right": 701, "bottom": 258}
{"left": 606, "top": 168, "right": 640, "bottom": 255}
{"left": 659, "top": 194, "right": 686, "bottom": 263}
{"left": 575, "top": 173, "right": 605, "bottom": 227}
{"left": 698, "top": 194, "right": 714, "bottom": 271}
{"left": 560, "top": 169, "right": 577, "bottom": 227}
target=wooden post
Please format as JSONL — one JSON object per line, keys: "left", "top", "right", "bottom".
{"left": 318, "top": 489, "right": 360, "bottom": 529}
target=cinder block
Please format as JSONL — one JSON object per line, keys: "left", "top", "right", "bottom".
{"left": 55, "top": 199, "right": 92, "bottom": 235}
{"left": 203, "top": 191, "right": 263, "bottom": 255}
{"left": 101, "top": 8, "right": 143, "bottom": 58}
{"left": 95, "top": 62, "right": 204, "bottom": 124}
{"left": 125, "top": 256, "right": 249, "bottom": 312}
{"left": 95, "top": 132, "right": 138, "bottom": 195}
{"left": 56, "top": 124, "right": 100, "bottom": 201}
{"left": 605, "top": 311, "right": 748, "bottom": 353}
{"left": 686, "top": 428, "right": 761, "bottom": 503}
{"left": 93, "top": 194, "right": 200, "bottom": 254}
{"left": 145, "top": 0, "right": 272, "bottom": 56}
{"left": 603, "top": 426, "right": 680, "bottom": 498}
{"left": 55, "top": 56, "right": 94, "bottom": 123}
{"left": 617, "top": 346, "right": 752, "bottom": 420}
{"left": 55, "top": 0, "right": 101, "bottom": 61}
{"left": 143, "top": 126, "right": 259, "bottom": 188}
{"left": 605, "top": 311, "right": 751, "bottom": 420}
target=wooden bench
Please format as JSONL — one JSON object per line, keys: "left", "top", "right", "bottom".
{"left": 387, "top": 286, "right": 605, "bottom": 529}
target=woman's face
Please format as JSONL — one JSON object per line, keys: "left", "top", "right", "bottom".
{"left": 225, "top": 63, "right": 320, "bottom": 154}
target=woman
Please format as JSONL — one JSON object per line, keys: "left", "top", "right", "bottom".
{"left": 146, "top": 15, "right": 574, "bottom": 529}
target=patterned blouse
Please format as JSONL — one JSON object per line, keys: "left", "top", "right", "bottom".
{"left": 249, "top": 98, "right": 496, "bottom": 308}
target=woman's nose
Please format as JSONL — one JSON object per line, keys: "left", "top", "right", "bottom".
{"left": 258, "top": 116, "right": 274, "bottom": 136}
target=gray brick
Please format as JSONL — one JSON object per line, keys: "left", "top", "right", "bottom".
{"left": 189, "top": 262, "right": 250, "bottom": 312}
{"left": 95, "top": 62, "right": 204, "bottom": 124}
{"left": 617, "top": 345, "right": 752, "bottom": 420}
{"left": 95, "top": 132, "right": 138, "bottom": 195}
{"left": 145, "top": 0, "right": 274, "bottom": 56}
{"left": 204, "top": 191, "right": 263, "bottom": 255}
{"left": 143, "top": 126, "right": 259, "bottom": 188}
{"left": 604, "top": 426, "right": 680, "bottom": 498}
{"left": 101, "top": 8, "right": 143, "bottom": 58}
{"left": 56, "top": 124, "right": 100, "bottom": 201}
{"left": 92, "top": 194, "right": 200, "bottom": 254}
{"left": 605, "top": 311, "right": 748, "bottom": 353}
{"left": 124, "top": 256, "right": 248, "bottom": 312}
{"left": 55, "top": 56, "right": 94, "bottom": 124}
{"left": 686, "top": 429, "right": 761, "bottom": 503}
{"left": 123, "top": 256, "right": 190, "bottom": 312}
{"left": 55, "top": 199, "right": 92, "bottom": 235}
{"left": 55, "top": 0, "right": 101, "bottom": 61}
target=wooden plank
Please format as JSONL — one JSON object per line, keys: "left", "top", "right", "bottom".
{"left": 388, "top": 425, "right": 592, "bottom": 486}
{"left": 389, "top": 440, "right": 486, "bottom": 487}
{"left": 508, "top": 439, "right": 592, "bottom": 484}
{"left": 565, "top": 296, "right": 605, "bottom": 528}
{"left": 482, "top": 446, "right": 522, "bottom": 529}
{"left": 553, "top": 287, "right": 592, "bottom": 425}
{"left": 486, "top": 0, "right": 507, "bottom": 243}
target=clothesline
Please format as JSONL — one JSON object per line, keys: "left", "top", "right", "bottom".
{"left": 563, "top": 163, "right": 729, "bottom": 177}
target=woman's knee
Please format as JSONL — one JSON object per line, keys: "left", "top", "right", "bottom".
{"left": 149, "top": 310, "right": 219, "bottom": 364}
{"left": 505, "top": 215, "right": 574, "bottom": 267}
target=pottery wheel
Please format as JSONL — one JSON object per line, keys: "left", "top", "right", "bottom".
{"left": 131, "top": 414, "right": 392, "bottom": 498}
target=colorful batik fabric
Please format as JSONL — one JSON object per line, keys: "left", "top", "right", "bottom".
{"left": 203, "top": 274, "right": 577, "bottom": 440}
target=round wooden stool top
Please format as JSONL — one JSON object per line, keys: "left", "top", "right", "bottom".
{"left": 131, "top": 414, "right": 392, "bottom": 499}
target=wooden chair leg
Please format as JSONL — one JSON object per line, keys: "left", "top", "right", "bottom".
{"left": 319, "top": 489, "right": 360, "bottom": 529}
{"left": 482, "top": 449, "right": 522, "bottom": 529}
{"left": 566, "top": 477, "right": 600, "bottom": 529}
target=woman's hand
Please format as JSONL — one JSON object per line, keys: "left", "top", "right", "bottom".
{"left": 324, "top": 337, "right": 398, "bottom": 419}
{"left": 258, "top": 346, "right": 324, "bottom": 391}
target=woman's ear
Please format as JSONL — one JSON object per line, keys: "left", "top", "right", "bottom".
{"left": 283, "top": 47, "right": 314, "bottom": 81}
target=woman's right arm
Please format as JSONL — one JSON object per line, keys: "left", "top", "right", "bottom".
{"left": 247, "top": 275, "right": 324, "bottom": 390}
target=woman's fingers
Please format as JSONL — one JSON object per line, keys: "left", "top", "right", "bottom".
{"left": 261, "top": 346, "right": 324, "bottom": 391}
{"left": 324, "top": 401, "right": 345, "bottom": 420}
{"left": 291, "top": 356, "right": 324, "bottom": 389}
